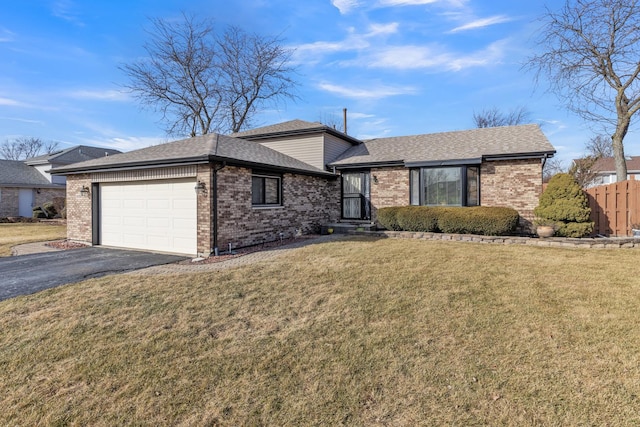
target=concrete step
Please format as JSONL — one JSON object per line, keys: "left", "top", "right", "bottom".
{"left": 322, "top": 222, "right": 377, "bottom": 234}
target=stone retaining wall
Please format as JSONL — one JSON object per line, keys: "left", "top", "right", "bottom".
{"left": 350, "top": 230, "right": 640, "bottom": 249}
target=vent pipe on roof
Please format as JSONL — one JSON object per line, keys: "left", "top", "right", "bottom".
{"left": 343, "top": 108, "right": 348, "bottom": 135}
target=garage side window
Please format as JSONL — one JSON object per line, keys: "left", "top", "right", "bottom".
{"left": 252, "top": 172, "right": 282, "bottom": 206}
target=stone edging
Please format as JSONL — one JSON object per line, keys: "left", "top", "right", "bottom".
{"left": 348, "top": 230, "right": 640, "bottom": 249}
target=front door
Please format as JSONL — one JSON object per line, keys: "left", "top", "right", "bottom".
{"left": 18, "top": 189, "right": 34, "bottom": 217}
{"left": 342, "top": 172, "right": 370, "bottom": 220}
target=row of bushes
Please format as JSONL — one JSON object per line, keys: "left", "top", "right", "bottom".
{"left": 377, "top": 206, "right": 520, "bottom": 236}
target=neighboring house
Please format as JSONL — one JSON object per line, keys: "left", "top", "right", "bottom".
{"left": 53, "top": 120, "right": 555, "bottom": 256}
{"left": 580, "top": 156, "right": 640, "bottom": 188}
{"left": 0, "top": 145, "right": 120, "bottom": 218}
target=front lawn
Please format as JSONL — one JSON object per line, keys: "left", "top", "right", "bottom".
{"left": 0, "top": 222, "right": 67, "bottom": 256}
{"left": 1, "top": 237, "right": 639, "bottom": 425}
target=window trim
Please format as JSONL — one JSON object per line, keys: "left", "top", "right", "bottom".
{"left": 251, "top": 172, "right": 282, "bottom": 207}
{"left": 410, "top": 165, "right": 480, "bottom": 207}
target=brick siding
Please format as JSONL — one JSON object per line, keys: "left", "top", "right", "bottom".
{"left": 369, "top": 166, "right": 410, "bottom": 222}
{"left": 0, "top": 187, "right": 19, "bottom": 217}
{"left": 66, "top": 175, "right": 93, "bottom": 243}
{"left": 366, "top": 160, "right": 543, "bottom": 232}
{"left": 480, "top": 159, "right": 543, "bottom": 231}
{"left": 0, "top": 186, "right": 65, "bottom": 218}
{"left": 216, "top": 165, "right": 340, "bottom": 250}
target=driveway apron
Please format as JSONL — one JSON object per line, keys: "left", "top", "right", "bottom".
{"left": 0, "top": 247, "right": 187, "bottom": 301}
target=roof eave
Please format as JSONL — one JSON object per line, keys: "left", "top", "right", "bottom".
{"left": 51, "top": 157, "right": 210, "bottom": 175}
{"left": 482, "top": 151, "right": 556, "bottom": 161}
{"left": 208, "top": 155, "right": 336, "bottom": 178}
{"left": 331, "top": 160, "right": 405, "bottom": 170}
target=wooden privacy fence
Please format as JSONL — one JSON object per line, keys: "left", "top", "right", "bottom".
{"left": 585, "top": 180, "right": 640, "bottom": 237}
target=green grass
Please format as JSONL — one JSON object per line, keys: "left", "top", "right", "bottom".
{"left": 0, "top": 222, "right": 67, "bottom": 256}
{"left": 1, "top": 237, "right": 639, "bottom": 425}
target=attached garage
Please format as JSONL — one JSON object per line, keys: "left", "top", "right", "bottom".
{"left": 99, "top": 178, "right": 197, "bottom": 255}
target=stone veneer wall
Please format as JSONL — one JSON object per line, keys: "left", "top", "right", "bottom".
{"left": 480, "top": 159, "right": 543, "bottom": 231}
{"left": 216, "top": 165, "right": 340, "bottom": 250}
{"left": 0, "top": 187, "right": 65, "bottom": 217}
{"left": 66, "top": 174, "right": 93, "bottom": 243}
{"left": 369, "top": 166, "right": 410, "bottom": 222}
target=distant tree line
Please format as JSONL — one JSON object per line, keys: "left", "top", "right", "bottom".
{"left": 0, "top": 137, "right": 59, "bottom": 160}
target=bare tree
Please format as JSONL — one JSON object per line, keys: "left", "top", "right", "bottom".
{"left": 0, "top": 137, "right": 59, "bottom": 160}
{"left": 473, "top": 106, "right": 531, "bottom": 128}
{"left": 120, "top": 13, "right": 297, "bottom": 137}
{"left": 527, "top": 0, "right": 640, "bottom": 182}
{"left": 585, "top": 134, "right": 614, "bottom": 158}
{"left": 543, "top": 157, "right": 566, "bottom": 182}
{"left": 569, "top": 156, "right": 601, "bottom": 188}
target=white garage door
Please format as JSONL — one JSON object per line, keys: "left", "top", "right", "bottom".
{"left": 100, "top": 179, "right": 197, "bottom": 255}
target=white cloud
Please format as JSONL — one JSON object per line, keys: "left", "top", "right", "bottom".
{"left": 361, "top": 39, "right": 508, "bottom": 71}
{"left": 67, "top": 89, "right": 129, "bottom": 101}
{"left": 318, "top": 82, "right": 417, "bottom": 99}
{"left": 0, "top": 27, "right": 15, "bottom": 43}
{"left": 291, "top": 22, "right": 398, "bottom": 64}
{"left": 80, "top": 136, "right": 166, "bottom": 152}
{"left": 52, "top": 0, "right": 85, "bottom": 26}
{"left": 332, "top": 0, "right": 361, "bottom": 14}
{"left": 0, "top": 116, "right": 44, "bottom": 125}
{"left": 449, "top": 15, "right": 513, "bottom": 33}
{"left": 0, "top": 97, "right": 23, "bottom": 106}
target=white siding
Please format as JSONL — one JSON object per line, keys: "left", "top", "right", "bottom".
{"left": 258, "top": 135, "right": 324, "bottom": 170}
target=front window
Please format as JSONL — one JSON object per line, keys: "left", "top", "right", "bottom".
{"left": 252, "top": 173, "right": 281, "bottom": 206}
{"left": 410, "top": 166, "right": 479, "bottom": 206}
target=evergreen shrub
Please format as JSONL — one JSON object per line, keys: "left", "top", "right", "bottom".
{"left": 376, "top": 206, "right": 403, "bottom": 231}
{"left": 377, "top": 206, "right": 519, "bottom": 236}
{"left": 396, "top": 206, "right": 439, "bottom": 232}
{"left": 534, "top": 173, "right": 593, "bottom": 237}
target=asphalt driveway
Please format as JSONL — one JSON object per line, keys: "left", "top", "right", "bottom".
{"left": 0, "top": 247, "right": 187, "bottom": 301}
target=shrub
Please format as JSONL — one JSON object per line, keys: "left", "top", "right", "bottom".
{"left": 376, "top": 206, "right": 403, "bottom": 231}
{"left": 377, "top": 205, "right": 519, "bottom": 236}
{"left": 534, "top": 173, "right": 593, "bottom": 237}
{"left": 396, "top": 206, "right": 439, "bottom": 232}
{"left": 42, "top": 202, "right": 57, "bottom": 218}
{"left": 436, "top": 206, "right": 519, "bottom": 236}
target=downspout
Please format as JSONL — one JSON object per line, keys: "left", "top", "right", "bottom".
{"left": 212, "top": 161, "right": 226, "bottom": 256}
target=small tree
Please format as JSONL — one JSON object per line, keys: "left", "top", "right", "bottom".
{"left": 534, "top": 173, "right": 594, "bottom": 237}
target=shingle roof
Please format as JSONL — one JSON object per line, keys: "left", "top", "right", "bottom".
{"left": 51, "top": 133, "right": 332, "bottom": 176}
{"left": 232, "top": 119, "right": 361, "bottom": 145}
{"left": 590, "top": 156, "right": 640, "bottom": 172}
{"left": 330, "top": 124, "right": 555, "bottom": 167}
{"left": 25, "top": 145, "right": 121, "bottom": 165}
{"left": 0, "top": 159, "right": 54, "bottom": 186}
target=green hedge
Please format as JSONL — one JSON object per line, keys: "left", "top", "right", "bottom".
{"left": 376, "top": 206, "right": 403, "bottom": 231}
{"left": 377, "top": 206, "right": 519, "bottom": 236}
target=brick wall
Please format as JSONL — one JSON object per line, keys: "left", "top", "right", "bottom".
{"left": 0, "top": 187, "right": 19, "bottom": 217}
{"left": 481, "top": 159, "right": 543, "bottom": 231}
{"left": 0, "top": 186, "right": 65, "bottom": 218}
{"left": 369, "top": 166, "right": 410, "bottom": 221}
{"left": 216, "top": 165, "right": 340, "bottom": 250}
{"left": 66, "top": 174, "right": 93, "bottom": 243}
{"left": 196, "top": 164, "right": 213, "bottom": 255}
{"left": 364, "top": 160, "right": 543, "bottom": 232}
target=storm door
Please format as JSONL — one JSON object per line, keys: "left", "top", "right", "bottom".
{"left": 341, "top": 172, "right": 371, "bottom": 220}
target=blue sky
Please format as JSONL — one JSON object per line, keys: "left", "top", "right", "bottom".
{"left": 1, "top": 0, "right": 638, "bottom": 167}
